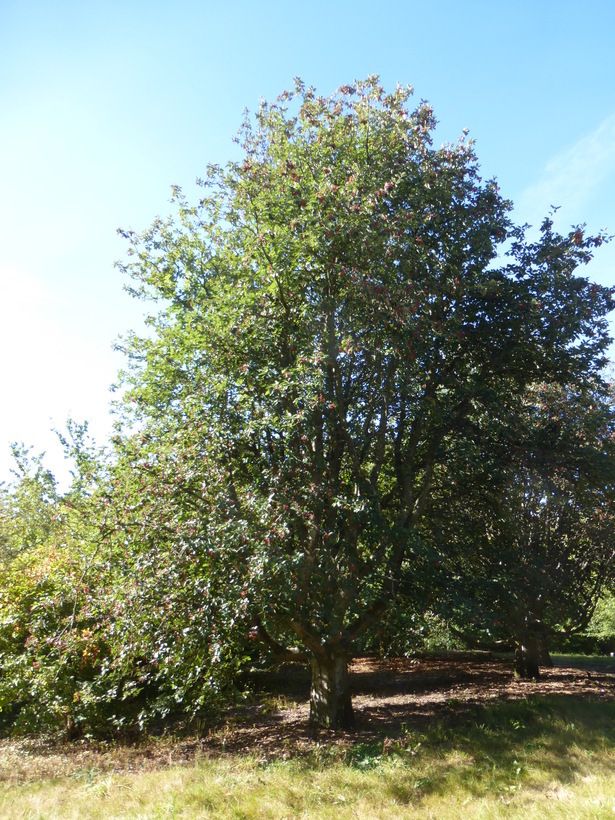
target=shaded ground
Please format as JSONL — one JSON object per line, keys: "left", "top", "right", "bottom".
{"left": 222, "top": 654, "right": 615, "bottom": 756}
{"left": 1, "top": 655, "right": 614, "bottom": 784}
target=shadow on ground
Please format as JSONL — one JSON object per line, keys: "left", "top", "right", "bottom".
{"left": 1, "top": 656, "right": 613, "bottom": 785}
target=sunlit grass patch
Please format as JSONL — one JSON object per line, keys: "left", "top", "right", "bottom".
{"left": 552, "top": 653, "right": 615, "bottom": 671}
{"left": 3, "top": 751, "right": 615, "bottom": 818}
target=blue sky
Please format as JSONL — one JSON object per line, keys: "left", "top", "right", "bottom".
{"left": 1, "top": 0, "right": 614, "bottom": 484}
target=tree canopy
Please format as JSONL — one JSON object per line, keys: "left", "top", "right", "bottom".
{"left": 113, "top": 77, "right": 614, "bottom": 727}
{"left": 425, "top": 380, "right": 615, "bottom": 674}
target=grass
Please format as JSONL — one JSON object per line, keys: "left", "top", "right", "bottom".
{"left": 2, "top": 696, "right": 615, "bottom": 818}
{"left": 552, "top": 653, "right": 615, "bottom": 670}
{"left": 1, "top": 655, "right": 614, "bottom": 818}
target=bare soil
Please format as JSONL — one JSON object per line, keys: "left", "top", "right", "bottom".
{"left": 1, "top": 655, "right": 614, "bottom": 784}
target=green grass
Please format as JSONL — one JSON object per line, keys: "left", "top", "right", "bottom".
{"left": 552, "top": 653, "right": 615, "bottom": 670}
{"left": 2, "top": 695, "right": 615, "bottom": 818}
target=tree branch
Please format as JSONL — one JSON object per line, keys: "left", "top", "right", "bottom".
{"left": 253, "top": 614, "right": 308, "bottom": 662}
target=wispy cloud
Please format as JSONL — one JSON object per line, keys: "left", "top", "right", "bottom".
{"left": 517, "top": 112, "right": 615, "bottom": 229}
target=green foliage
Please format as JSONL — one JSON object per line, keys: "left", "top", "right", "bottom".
{"left": 587, "top": 594, "right": 615, "bottom": 652}
{"left": 98, "top": 438, "right": 256, "bottom": 727}
{"left": 0, "top": 541, "right": 101, "bottom": 734}
{"left": 0, "top": 445, "right": 58, "bottom": 565}
{"left": 428, "top": 381, "right": 615, "bottom": 664}
{"left": 115, "top": 77, "right": 613, "bottom": 678}
{"left": 361, "top": 608, "right": 464, "bottom": 657}
{"left": 0, "top": 433, "right": 119, "bottom": 735}
{"left": 0, "top": 427, "right": 251, "bottom": 736}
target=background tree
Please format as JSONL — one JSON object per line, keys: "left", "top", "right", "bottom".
{"left": 0, "top": 445, "right": 58, "bottom": 566}
{"left": 426, "top": 381, "right": 615, "bottom": 678}
{"left": 0, "top": 426, "right": 134, "bottom": 736}
{"left": 587, "top": 592, "right": 615, "bottom": 653}
{"left": 0, "top": 423, "right": 252, "bottom": 736}
{"left": 115, "top": 78, "right": 613, "bottom": 728}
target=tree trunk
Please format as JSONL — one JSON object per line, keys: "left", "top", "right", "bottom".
{"left": 514, "top": 636, "right": 541, "bottom": 680}
{"left": 537, "top": 635, "right": 553, "bottom": 667}
{"left": 309, "top": 650, "right": 354, "bottom": 729}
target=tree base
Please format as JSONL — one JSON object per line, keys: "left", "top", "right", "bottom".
{"left": 514, "top": 642, "right": 541, "bottom": 680}
{"left": 309, "top": 653, "right": 354, "bottom": 729}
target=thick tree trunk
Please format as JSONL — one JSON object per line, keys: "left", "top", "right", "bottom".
{"left": 514, "top": 636, "right": 541, "bottom": 680}
{"left": 537, "top": 636, "right": 553, "bottom": 667}
{"left": 309, "top": 651, "right": 354, "bottom": 729}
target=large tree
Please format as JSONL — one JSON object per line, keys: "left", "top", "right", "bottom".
{"left": 116, "top": 78, "right": 613, "bottom": 728}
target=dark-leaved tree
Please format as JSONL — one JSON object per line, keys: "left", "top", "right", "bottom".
{"left": 426, "top": 381, "right": 615, "bottom": 679}
{"left": 115, "top": 78, "right": 613, "bottom": 727}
